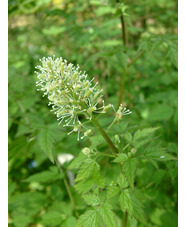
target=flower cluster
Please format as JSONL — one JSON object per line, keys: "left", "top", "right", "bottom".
{"left": 35, "top": 56, "right": 112, "bottom": 140}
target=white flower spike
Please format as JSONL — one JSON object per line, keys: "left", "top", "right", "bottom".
{"left": 35, "top": 56, "right": 113, "bottom": 140}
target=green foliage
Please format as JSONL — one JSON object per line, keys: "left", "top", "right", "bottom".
{"left": 75, "top": 200, "right": 118, "bottom": 227}
{"left": 122, "top": 158, "right": 137, "bottom": 190}
{"left": 119, "top": 189, "right": 147, "bottom": 225}
{"left": 75, "top": 210, "right": 100, "bottom": 227}
{"left": 82, "top": 194, "right": 101, "bottom": 206}
{"left": 68, "top": 152, "right": 86, "bottom": 170}
{"left": 40, "top": 211, "right": 63, "bottom": 226}
{"left": 144, "top": 146, "right": 177, "bottom": 161}
{"left": 117, "top": 173, "right": 128, "bottom": 189}
{"left": 74, "top": 158, "right": 100, "bottom": 183}
{"left": 37, "top": 126, "right": 56, "bottom": 163}
{"left": 24, "top": 166, "right": 63, "bottom": 183}
{"left": 113, "top": 153, "right": 128, "bottom": 163}
{"left": 99, "top": 202, "right": 119, "bottom": 227}
{"left": 9, "top": 0, "right": 177, "bottom": 226}
{"left": 8, "top": 136, "right": 28, "bottom": 160}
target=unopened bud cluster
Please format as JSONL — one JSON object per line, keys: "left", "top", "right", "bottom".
{"left": 35, "top": 56, "right": 113, "bottom": 140}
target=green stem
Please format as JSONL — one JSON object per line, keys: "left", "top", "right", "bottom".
{"left": 127, "top": 51, "right": 145, "bottom": 68}
{"left": 120, "top": 13, "right": 127, "bottom": 46}
{"left": 97, "top": 152, "right": 115, "bottom": 158}
{"left": 122, "top": 211, "right": 128, "bottom": 227}
{"left": 106, "top": 119, "right": 117, "bottom": 132}
{"left": 122, "top": 143, "right": 130, "bottom": 151}
{"left": 116, "top": 0, "right": 127, "bottom": 106}
{"left": 116, "top": 0, "right": 127, "bottom": 46}
{"left": 118, "top": 69, "right": 125, "bottom": 107}
{"left": 91, "top": 117, "right": 119, "bottom": 155}
{"left": 53, "top": 153, "right": 79, "bottom": 218}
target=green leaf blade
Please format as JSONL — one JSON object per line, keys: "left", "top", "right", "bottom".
{"left": 74, "top": 159, "right": 100, "bottom": 183}
{"left": 122, "top": 158, "right": 137, "bottom": 190}
{"left": 99, "top": 202, "right": 118, "bottom": 227}
{"left": 113, "top": 153, "right": 128, "bottom": 163}
{"left": 119, "top": 189, "right": 147, "bottom": 226}
{"left": 82, "top": 194, "right": 101, "bottom": 206}
{"left": 38, "top": 127, "right": 55, "bottom": 163}
{"left": 75, "top": 210, "right": 100, "bottom": 227}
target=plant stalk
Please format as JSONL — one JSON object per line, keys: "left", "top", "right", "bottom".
{"left": 120, "top": 13, "right": 127, "bottom": 47}
{"left": 116, "top": 0, "right": 127, "bottom": 46}
{"left": 122, "top": 211, "right": 128, "bottom": 227}
{"left": 91, "top": 117, "right": 119, "bottom": 155}
{"left": 118, "top": 69, "right": 125, "bottom": 107}
{"left": 117, "top": 51, "right": 145, "bottom": 107}
{"left": 53, "top": 153, "right": 79, "bottom": 218}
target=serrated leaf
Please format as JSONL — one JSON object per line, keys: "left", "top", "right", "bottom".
{"left": 74, "top": 159, "right": 100, "bottom": 183}
{"left": 74, "top": 173, "right": 105, "bottom": 194}
{"left": 74, "top": 179, "right": 95, "bottom": 194}
{"left": 38, "top": 127, "right": 55, "bottom": 163}
{"left": 24, "top": 168, "right": 63, "bottom": 183}
{"left": 68, "top": 152, "right": 86, "bottom": 170}
{"left": 122, "top": 158, "right": 137, "bottom": 190}
{"left": 117, "top": 173, "right": 128, "bottom": 188}
{"left": 144, "top": 146, "right": 177, "bottom": 161}
{"left": 83, "top": 194, "right": 101, "bottom": 206}
{"left": 107, "top": 185, "right": 120, "bottom": 199}
{"left": 133, "top": 127, "right": 159, "bottom": 141}
{"left": 113, "top": 153, "right": 128, "bottom": 163}
{"left": 92, "top": 171, "right": 105, "bottom": 188}
{"left": 99, "top": 202, "right": 118, "bottom": 227}
{"left": 119, "top": 189, "right": 147, "bottom": 225}
{"left": 133, "top": 138, "right": 151, "bottom": 149}
{"left": 75, "top": 210, "right": 100, "bottom": 227}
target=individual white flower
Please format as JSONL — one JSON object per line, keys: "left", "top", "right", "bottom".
{"left": 35, "top": 56, "right": 112, "bottom": 140}
{"left": 115, "top": 104, "right": 132, "bottom": 122}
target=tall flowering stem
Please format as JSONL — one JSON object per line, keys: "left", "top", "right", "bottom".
{"left": 35, "top": 56, "right": 131, "bottom": 147}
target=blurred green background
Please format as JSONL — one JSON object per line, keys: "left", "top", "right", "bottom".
{"left": 8, "top": 0, "right": 178, "bottom": 226}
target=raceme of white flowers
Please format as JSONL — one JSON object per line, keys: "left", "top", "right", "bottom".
{"left": 35, "top": 56, "right": 131, "bottom": 140}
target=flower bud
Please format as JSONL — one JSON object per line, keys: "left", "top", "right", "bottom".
{"left": 82, "top": 147, "right": 91, "bottom": 155}
{"left": 114, "top": 134, "right": 120, "bottom": 144}
{"left": 131, "top": 148, "right": 137, "bottom": 155}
